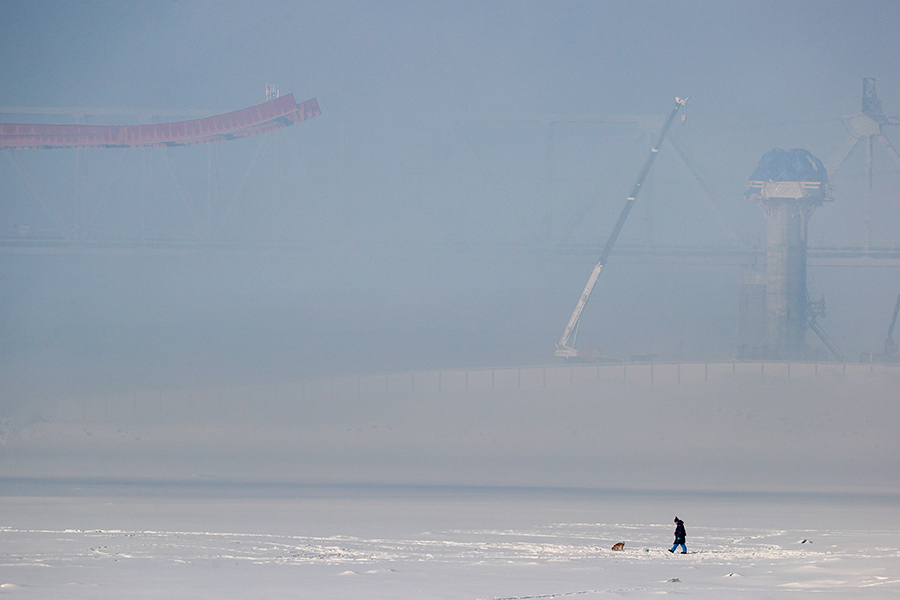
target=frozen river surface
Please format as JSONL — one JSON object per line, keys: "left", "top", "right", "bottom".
{"left": 2, "top": 483, "right": 899, "bottom": 599}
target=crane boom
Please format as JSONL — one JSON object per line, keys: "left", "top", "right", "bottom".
{"left": 885, "top": 293, "right": 900, "bottom": 356}
{"left": 556, "top": 96, "right": 688, "bottom": 358}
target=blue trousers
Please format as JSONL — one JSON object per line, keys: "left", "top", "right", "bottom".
{"left": 670, "top": 543, "right": 687, "bottom": 553}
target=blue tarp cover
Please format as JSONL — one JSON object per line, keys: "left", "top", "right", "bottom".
{"left": 748, "top": 148, "right": 827, "bottom": 183}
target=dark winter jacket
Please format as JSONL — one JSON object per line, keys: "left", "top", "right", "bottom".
{"left": 674, "top": 521, "right": 686, "bottom": 543}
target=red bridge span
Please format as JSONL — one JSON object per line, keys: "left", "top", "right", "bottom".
{"left": 0, "top": 94, "right": 319, "bottom": 149}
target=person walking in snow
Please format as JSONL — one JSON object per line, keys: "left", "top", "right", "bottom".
{"left": 669, "top": 517, "right": 687, "bottom": 554}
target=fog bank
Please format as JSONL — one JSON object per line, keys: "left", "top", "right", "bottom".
{"left": 4, "top": 363, "right": 898, "bottom": 495}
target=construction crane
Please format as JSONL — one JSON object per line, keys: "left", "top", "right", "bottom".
{"left": 885, "top": 293, "right": 900, "bottom": 360}
{"left": 860, "top": 293, "right": 900, "bottom": 363}
{"left": 824, "top": 78, "right": 900, "bottom": 252}
{"left": 555, "top": 96, "right": 688, "bottom": 359}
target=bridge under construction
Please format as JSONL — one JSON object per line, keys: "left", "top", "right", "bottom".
{"left": 0, "top": 94, "right": 320, "bottom": 150}
{"left": 2, "top": 82, "right": 899, "bottom": 365}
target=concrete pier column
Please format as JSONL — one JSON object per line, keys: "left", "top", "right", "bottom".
{"left": 764, "top": 199, "right": 809, "bottom": 359}
{"left": 746, "top": 179, "right": 827, "bottom": 360}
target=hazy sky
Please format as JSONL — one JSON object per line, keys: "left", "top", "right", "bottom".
{"left": 2, "top": 1, "right": 898, "bottom": 118}
{"left": 2, "top": 1, "right": 900, "bottom": 408}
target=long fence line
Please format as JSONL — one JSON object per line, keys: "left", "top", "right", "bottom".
{"left": 52, "top": 361, "right": 900, "bottom": 423}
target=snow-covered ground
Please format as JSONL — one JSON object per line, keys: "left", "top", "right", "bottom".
{"left": 3, "top": 368, "right": 898, "bottom": 596}
{"left": 2, "top": 483, "right": 899, "bottom": 598}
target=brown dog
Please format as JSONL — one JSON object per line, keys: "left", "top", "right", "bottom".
{"left": 611, "top": 542, "right": 625, "bottom": 551}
